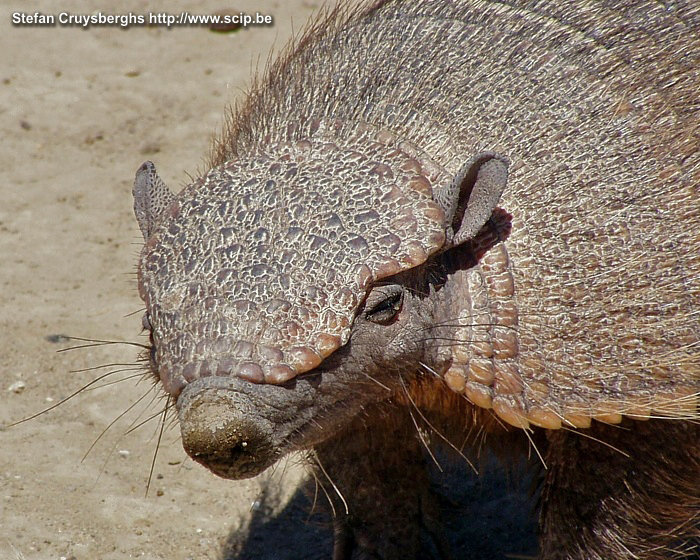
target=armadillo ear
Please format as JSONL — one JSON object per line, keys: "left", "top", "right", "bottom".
{"left": 442, "top": 152, "right": 509, "bottom": 246}
{"left": 133, "top": 161, "right": 175, "bottom": 240}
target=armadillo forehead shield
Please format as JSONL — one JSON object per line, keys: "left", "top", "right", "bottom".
{"left": 139, "top": 139, "right": 446, "bottom": 389}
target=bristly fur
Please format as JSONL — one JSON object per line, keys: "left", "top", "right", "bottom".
{"left": 208, "top": 1, "right": 390, "bottom": 167}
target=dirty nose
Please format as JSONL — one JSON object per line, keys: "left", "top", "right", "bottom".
{"left": 178, "top": 387, "right": 277, "bottom": 479}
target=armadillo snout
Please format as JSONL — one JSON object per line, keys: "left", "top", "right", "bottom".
{"left": 178, "top": 386, "right": 277, "bottom": 480}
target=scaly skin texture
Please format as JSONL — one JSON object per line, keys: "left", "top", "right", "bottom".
{"left": 133, "top": 1, "right": 699, "bottom": 558}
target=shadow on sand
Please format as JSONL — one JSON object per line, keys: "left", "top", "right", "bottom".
{"left": 224, "top": 453, "right": 539, "bottom": 560}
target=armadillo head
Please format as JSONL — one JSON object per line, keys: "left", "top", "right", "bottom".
{"left": 134, "top": 122, "right": 508, "bottom": 479}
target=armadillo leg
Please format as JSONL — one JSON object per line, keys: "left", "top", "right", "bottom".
{"left": 314, "top": 403, "right": 450, "bottom": 560}
{"left": 539, "top": 419, "right": 700, "bottom": 559}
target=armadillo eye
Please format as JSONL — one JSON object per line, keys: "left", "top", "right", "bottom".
{"left": 364, "top": 285, "right": 404, "bottom": 325}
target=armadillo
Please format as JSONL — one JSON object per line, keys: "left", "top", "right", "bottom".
{"left": 132, "top": 1, "right": 700, "bottom": 558}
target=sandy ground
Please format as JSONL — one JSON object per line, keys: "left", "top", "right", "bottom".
{"left": 0, "top": 2, "right": 537, "bottom": 559}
